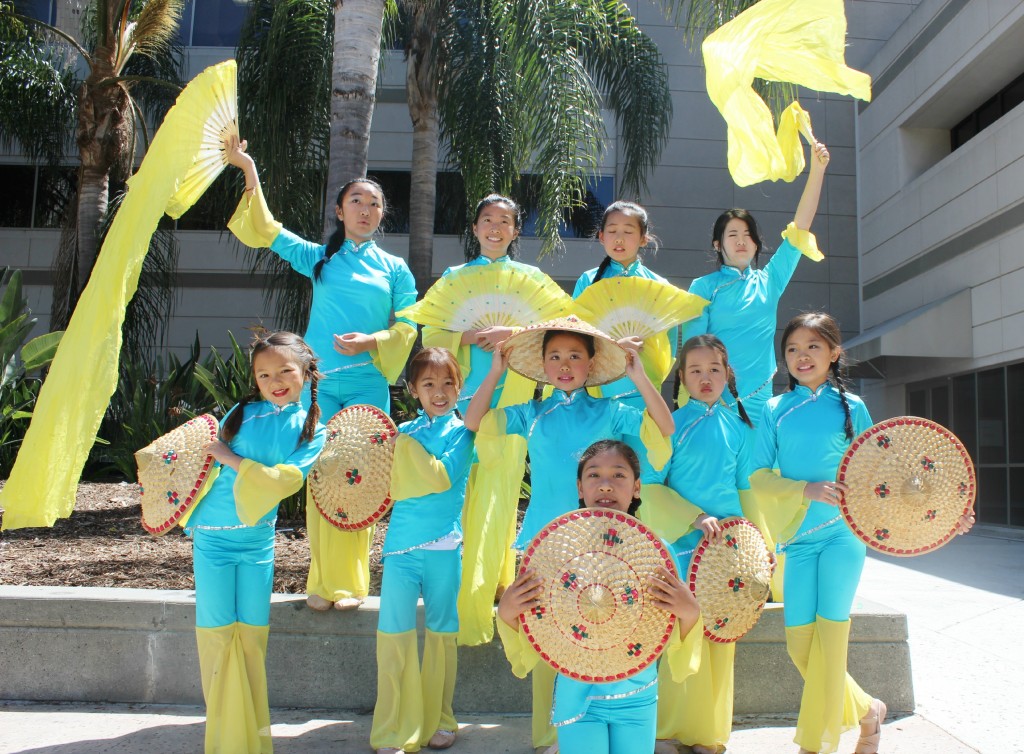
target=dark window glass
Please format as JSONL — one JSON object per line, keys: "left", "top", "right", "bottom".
{"left": 1003, "top": 74, "right": 1024, "bottom": 113}
{"left": 1010, "top": 467, "right": 1024, "bottom": 528}
{"left": 952, "top": 374, "right": 977, "bottom": 460}
{"left": 1009, "top": 362, "right": 1024, "bottom": 464}
{"left": 951, "top": 116, "right": 978, "bottom": 151}
{"left": 190, "top": 0, "right": 248, "bottom": 47}
{"left": 977, "top": 97, "right": 1002, "bottom": 131}
{"left": 907, "top": 388, "right": 927, "bottom": 417}
{"left": 0, "top": 166, "right": 36, "bottom": 227}
{"left": 17, "top": 0, "right": 55, "bottom": 24}
{"left": 175, "top": 0, "right": 195, "bottom": 46}
{"left": 34, "top": 167, "right": 77, "bottom": 228}
{"left": 930, "top": 384, "right": 949, "bottom": 427}
{"left": 978, "top": 368, "right": 1006, "bottom": 464}
{"left": 978, "top": 466, "right": 1008, "bottom": 525}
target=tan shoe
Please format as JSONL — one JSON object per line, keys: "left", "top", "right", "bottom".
{"left": 334, "top": 596, "right": 363, "bottom": 611}
{"left": 854, "top": 698, "right": 886, "bottom": 754}
{"left": 427, "top": 729, "right": 456, "bottom": 749}
{"left": 306, "top": 594, "right": 332, "bottom": 612}
{"left": 653, "top": 740, "right": 679, "bottom": 754}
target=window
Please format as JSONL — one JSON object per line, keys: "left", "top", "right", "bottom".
{"left": 17, "top": 0, "right": 56, "bottom": 24}
{"left": 0, "top": 165, "right": 76, "bottom": 229}
{"left": 908, "top": 364, "right": 1024, "bottom": 527}
{"left": 366, "top": 170, "right": 615, "bottom": 239}
{"left": 176, "top": 0, "right": 249, "bottom": 48}
{"left": 951, "top": 72, "right": 1024, "bottom": 151}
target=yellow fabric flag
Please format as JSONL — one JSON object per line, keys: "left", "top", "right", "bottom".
{"left": 0, "top": 61, "right": 237, "bottom": 529}
{"left": 702, "top": 0, "right": 871, "bottom": 186}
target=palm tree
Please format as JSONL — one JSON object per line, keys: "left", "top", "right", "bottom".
{"left": 0, "top": 0, "right": 185, "bottom": 337}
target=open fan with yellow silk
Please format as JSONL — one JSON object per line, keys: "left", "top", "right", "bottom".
{"left": 164, "top": 60, "right": 238, "bottom": 219}
{"left": 574, "top": 277, "right": 708, "bottom": 341}
{"left": 397, "top": 263, "right": 573, "bottom": 331}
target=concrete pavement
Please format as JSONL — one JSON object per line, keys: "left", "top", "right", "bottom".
{"left": 1, "top": 527, "right": 1021, "bottom": 754}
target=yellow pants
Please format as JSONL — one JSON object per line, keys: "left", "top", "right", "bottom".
{"left": 305, "top": 485, "right": 373, "bottom": 601}
{"left": 371, "top": 630, "right": 458, "bottom": 752}
{"left": 532, "top": 661, "right": 557, "bottom": 748}
{"left": 657, "top": 638, "right": 734, "bottom": 748}
{"left": 195, "top": 623, "right": 272, "bottom": 754}
{"left": 786, "top": 617, "right": 872, "bottom": 753}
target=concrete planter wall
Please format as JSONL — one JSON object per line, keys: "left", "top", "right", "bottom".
{"left": 0, "top": 586, "right": 914, "bottom": 713}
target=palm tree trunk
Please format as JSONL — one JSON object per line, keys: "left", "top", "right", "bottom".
{"left": 327, "top": 0, "right": 385, "bottom": 234}
{"left": 406, "top": 2, "right": 439, "bottom": 295}
{"left": 75, "top": 164, "right": 110, "bottom": 289}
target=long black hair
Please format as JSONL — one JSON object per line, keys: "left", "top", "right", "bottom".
{"left": 593, "top": 201, "right": 658, "bottom": 282}
{"left": 781, "top": 312, "right": 854, "bottom": 440}
{"left": 220, "top": 331, "right": 323, "bottom": 445}
{"left": 711, "top": 208, "right": 764, "bottom": 268}
{"left": 313, "top": 178, "right": 388, "bottom": 281}
{"left": 678, "top": 334, "right": 753, "bottom": 427}
{"left": 468, "top": 194, "right": 524, "bottom": 259}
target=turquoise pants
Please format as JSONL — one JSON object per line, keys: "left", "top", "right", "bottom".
{"left": 379, "top": 547, "right": 461, "bottom": 634}
{"left": 556, "top": 692, "right": 657, "bottom": 754}
{"left": 782, "top": 521, "right": 866, "bottom": 626}
{"left": 192, "top": 526, "right": 275, "bottom": 628}
{"left": 302, "top": 367, "right": 390, "bottom": 417}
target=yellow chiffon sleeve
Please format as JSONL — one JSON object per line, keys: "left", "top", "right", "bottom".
{"left": 496, "top": 617, "right": 542, "bottom": 679}
{"left": 234, "top": 459, "right": 304, "bottom": 526}
{"left": 637, "top": 484, "right": 702, "bottom": 542}
{"left": 370, "top": 322, "right": 418, "bottom": 384}
{"left": 640, "top": 410, "right": 672, "bottom": 472}
{"left": 391, "top": 434, "right": 451, "bottom": 500}
{"left": 498, "top": 370, "right": 536, "bottom": 408}
{"left": 227, "top": 183, "right": 283, "bottom": 249}
{"left": 781, "top": 221, "right": 825, "bottom": 262}
{"left": 422, "top": 326, "right": 470, "bottom": 375}
{"left": 664, "top": 613, "right": 705, "bottom": 683}
{"left": 747, "top": 469, "right": 810, "bottom": 544}
{"left": 474, "top": 409, "right": 508, "bottom": 467}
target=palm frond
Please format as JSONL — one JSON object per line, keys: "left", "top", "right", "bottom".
{"left": 234, "top": 0, "right": 332, "bottom": 330}
{"left": 125, "top": 0, "right": 183, "bottom": 63}
{"left": 581, "top": 4, "right": 671, "bottom": 198}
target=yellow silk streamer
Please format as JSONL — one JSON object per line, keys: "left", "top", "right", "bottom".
{"left": 0, "top": 61, "right": 238, "bottom": 529}
{"left": 702, "top": 0, "right": 871, "bottom": 186}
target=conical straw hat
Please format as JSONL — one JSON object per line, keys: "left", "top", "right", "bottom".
{"left": 502, "top": 314, "right": 627, "bottom": 387}
{"left": 686, "top": 517, "right": 773, "bottom": 643}
{"left": 518, "top": 508, "right": 678, "bottom": 683}
{"left": 838, "top": 417, "right": 976, "bottom": 556}
{"left": 309, "top": 404, "right": 397, "bottom": 531}
{"left": 135, "top": 414, "right": 219, "bottom": 535}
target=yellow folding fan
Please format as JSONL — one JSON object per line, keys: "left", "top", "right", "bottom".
{"left": 164, "top": 60, "right": 238, "bottom": 219}
{"left": 574, "top": 277, "right": 708, "bottom": 341}
{"left": 398, "top": 263, "right": 573, "bottom": 330}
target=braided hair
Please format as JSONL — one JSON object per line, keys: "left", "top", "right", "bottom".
{"left": 576, "top": 439, "right": 643, "bottom": 517}
{"left": 781, "top": 312, "right": 854, "bottom": 441}
{"left": 220, "top": 331, "right": 324, "bottom": 446}
{"left": 678, "top": 334, "right": 753, "bottom": 427}
{"left": 594, "top": 201, "right": 659, "bottom": 282}
{"left": 313, "top": 178, "right": 388, "bottom": 281}
{"left": 469, "top": 194, "right": 524, "bottom": 259}
{"left": 711, "top": 209, "right": 764, "bottom": 268}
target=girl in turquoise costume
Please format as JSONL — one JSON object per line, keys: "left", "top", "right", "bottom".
{"left": 751, "top": 312, "right": 883, "bottom": 754}
{"left": 497, "top": 440, "right": 702, "bottom": 754}
{"left": 572, "top": 201, "right": 677, "bottom": 407}
{"left": 184, "top": 331, "right": 327, "bottom": 754}
{"left": 421, "top": 195, "right": 540, "bottom": 644}
{"left": 464, "top": 320, "right": 675, "bottom": 752}
{"left": 225, "top": 135, "right": 418, "bottom": 612}
{"left": 371, "top": 348, "right": 475, "bottom": 753}
{"left": 681, "top": 141, "right": 830, "bottom": 425}
{"left": 645, "top": 335, "right": 754, "bottom": 754}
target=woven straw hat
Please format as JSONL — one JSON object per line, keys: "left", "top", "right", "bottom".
{"left": 838, "top": 416, "right": 976, "bottom": 556}
{"left": 502, "top": 314, "right": 627, "bottom": 387}
{"left": 518, "top": 508, "right": 678, "bottom": 683}
{"left": 309, "top": 404, "right": 397, "bottom": 531}
{"left": 135, "top": 414, "right": 219, "bottom": 535}
{"left": 687, "top": 517, "right": 773, "bottom": 643}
